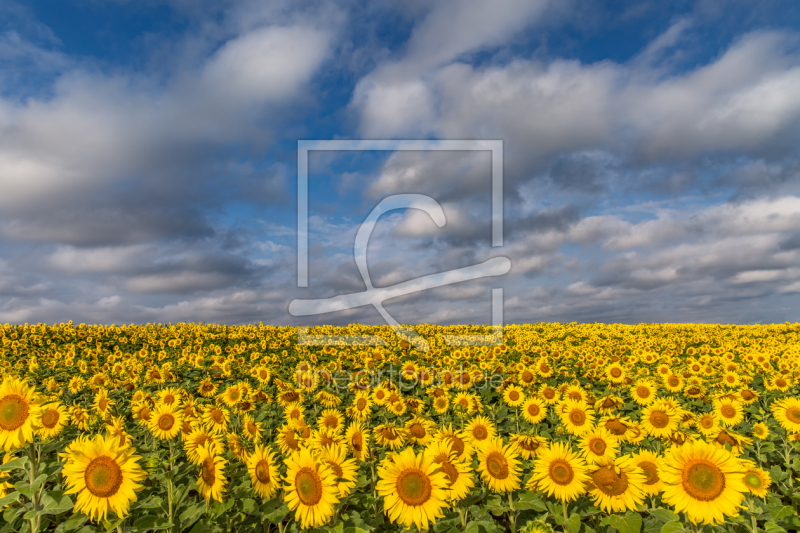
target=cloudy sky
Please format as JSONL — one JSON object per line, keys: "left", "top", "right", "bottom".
{"left": 1, "top": 0, "right": 800, "bottom": 326}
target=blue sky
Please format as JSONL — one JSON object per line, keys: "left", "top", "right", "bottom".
{"left": 1, "top": 0, "right": 800, "bottom": 326}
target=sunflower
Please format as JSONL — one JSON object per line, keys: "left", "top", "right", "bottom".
{"left": 317, "top": 443, "right": 358, "bottom": 498}
{"left": 538, "top": 384, "right": 559, "bottom": 405}
{"left": 317, "top": 409, "right": 344, "bottom": 435}
{"left": 242, "top": 414, "right": 262, "bottom": 443}
{"left": 771, "top": 397, "right": 800, "bottom": 433}
{"left": 630, "top": 380, "right": 657, "bottom": 406}
{"left": 61, "top": 433, "right": 147, "bottom": 522}
{"left": 605, "top": 363, "right": 627, "bottom": 384}
{"left": 713, "top": 398, "right": 744, "bottom": 428}
{"left": 376, "top": 446, "right": 449, "bottom": 530}
{"left": 738, "top": 388, "right": 760, "bottom": 405}
{"left": 521, "top": 398, "right": 547, "bottom": 424}
{"left": 663, "top": 374, "right": 684, "bottom": 393}
{"left": 465, "top": 415, "right": 497, "bottom": 446}
{"left": 38, "top": 402, "right": 70, "bottom": 439}
{"left": 751, "top": 422, "right": 769, "bottom": 440}
{"left": 184, "top": 430, "right": 225, "bottom": 465}
{"left": 316, "top": 390, "right": 342, "bottom": 409}
{"left": 92, "top": 389, "right": 115, "bottom": 419}
{"left": 503, "top": 385, "right": 526, "bottom": 408}
{"left": 659, "top": 440, "right": 746, "bottom": 525}
{"left": 509, "top": 434, "right": 548, "bottom": 460}
{"left": 435, "top": 425, "right": 475, "bottom": 463}
{"left": 587, "top": 455, "right": 647, "bottom": 513}
{"left": 631, "top": 450, "right": 663, "bottom": 496}
{"left": 432, "top": 395, "right": 449, "bottom": 415}
{"left": 476, "top": 438, "right": 522, "bottom": 493}
{"left": 284, "top": 447, "right": 339, "bottom": 529}
{"left": 201, "top": 405, "right": 229, "bottom": 435}
{"left": 709, "top": 428, "right": 751, "bottom": 456}
{"left": 156, "top": 387, "right": 182, "bottom": 408}
{"left": 0, "top": 376, "right": 44, "bottom": 452}
{"left": 739, "top": 460, "right": 771, "bottom": 498}
{"left": 452, "top": 392, "right": 475, "bottom": 415}
{"left": 147, "top": 404, "right": 183, "bottom": 440}
{"left": 374, "top": 424, "right": 407, "bottom": 450}
{"left": 529, "top": 441, "right": 589, "bottom": 502}
{"left": 389, "top": 400, "right": 408, "bottom": 417}
{"left": 347, "top": 392, "right": 373, "bottom": 422}
{"left": 246, "top": 444, "right": 280, "bottom": 499}
{"left": 424, "top": 440, "right": 474, "bottom": 502}
{"left": 406, "top": 417, "right": 436, "bottom": 446}
{"left": 345, "top": 422, "right": 370, "bottom": 461}
{"left": 196, "top": 443, "right": 227, "bottom": 503}
{"left": 640, "top": 403, "right": 678, "bottom": 439}
{"left": 695, "top": 413, "right": 719, "bottom": 436}
{"left": 578, "top": 428, "right": 619, "bottom": 465}
{"left": 559, "top": 399, "right": 595, "bottom": 436}
{"left": 283, "top": 402, "right": 305, "bottom": 422}
{"left": 309, "top": 428, "right": 343, "bottom": 451}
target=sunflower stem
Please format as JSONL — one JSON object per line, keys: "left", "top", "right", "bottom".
{"left": 26, "top": 440, "right": 41, "bottom": 533}
{"left": 507, "top": 492, "right": 517, "bottom": 533}
{"left": 561, "top": 498, "right": 568, "bottom": 533}
{"left": 515, "top": 408, "right": 520, "bottom": 433}
{"left": 747, "top": 494, "right": 759, "bottom": 533}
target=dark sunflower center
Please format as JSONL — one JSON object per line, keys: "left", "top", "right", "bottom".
{"left": 324, "top": 415, "right": 338, "bottom": 428}
{"left": 509, "top": 391, "right": 520, "bottom": 401}
{"left": 42, "top": 409, "right": 59, "bottom": 429}
{"left": 519, "top": 439, "right": 540, "bottom": 451}
{"left": 527, "top": 403, "right": 540, "bottom": 416}
{"left": 543, "top": 388, "right": 556, "bottom": 399}
{"left": 356, "top": 398, "right": 367, "bottom": 410}
{"left": 741, "top": 390, "right": 755, "bottom": 401}
{"left": 743, "top": 472, "right": 763, "bottom": 490}
{"left": 210, "top": 409, "right": 223, "bottom": 424}
{"left": 472, "top": 425, "right": 488, "bottom": 440}
{"left": 448, "top": 436, "right": 465, "bottom": 456}
{"left": 409, "top": 424, "right": 426, "bottom": 439}
{"left": 683, "top": 460, "right": 725, "bottom": 501}
{"left": 776, "top": 378, "right": 787, "bottom": 387}
{"left": 610, "top": 368, "right": 622, "bottom": 378}
{"left": 85, "top": 456, "right": 123, "bottom": 498}
{"left": 0, "top": 395, "right": 29, "bottom": 431}
{"left": 201, "top": 456, "right": 216, "bottom": 486}
{"left": 591, "top": 466, "right": 629, "bottom": 496}
{"left": 639, "top": 461, "right": 659, "bottom": 485}
{"left": 720, "top": 405, "right": 737, "bottom": 419}
{"left": 700, "top": 416, "right": 714, "bottom": 429}
{"left": 786, "top": 407, "right": 800, "bottom": 424}
{"left": 636, "top": 386, "right": 650, "bottom": 398}
{"left": 295, "top": 468, "right": 323, "bottom": 506}
{"left": 649, "top": 411, "right": 669, "bottom": 428}
{"left": 569, "top": 409, "right": 587, "bottom": 426}
{"left": 589, "top": 438, "right": 606, "bottom": 455}
{"left": 668, "top": 377, "right": 679, "bottom": 386}
{"left": 351, "top": 433, "right": 363, "bottom": 452}
{"left": 605, "top": 419, "right": 628, "bottom": 435}
{"left": 549, "top": 459, "right": 574, "bottom": 486}
{"left": 396, "top": 469, "right": 432, "bottom": 506}
{"left": 158, "top": 414, "right": 175, "bottom": 431}
{"left": 440, "top": 460, "right": 459, "bottom": 485}
{"left": 485, "top": 451, "right": 510, "bottom": 480}
{"left": 255, "top": 460, "right": 271, "bottom": 484}
{"left": 715, "top": 431, "right": 737, "bottom": 447}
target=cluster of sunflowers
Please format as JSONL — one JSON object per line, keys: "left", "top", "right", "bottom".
{"left": 0, "top": 321, "right": 798, "bottom": 533}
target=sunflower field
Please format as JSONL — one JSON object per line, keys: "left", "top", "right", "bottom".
{"left": 0, "top": 322, "right": 799, "bottom": 533}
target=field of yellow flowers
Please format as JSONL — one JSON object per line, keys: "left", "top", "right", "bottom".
{"left": 0, "top": 321, "right": 799, "bottom": 533}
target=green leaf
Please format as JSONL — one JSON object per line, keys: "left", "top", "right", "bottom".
{"left": 648, "top": 509, "right": 679, "bottom": 524}
{"left": 764, "top": 522, "right": 787, "bottom": 533}
{"left": 53, "top": 513, "right": 88, "bottom": 533}
{"left": 0, "top": 491, "right": 20, "bottom": 509}
{"left": 0, "top": 457, "right": 28, "bottom": 472}
{"left": 515, "top": 491, "right": 547, "bottom": 512}
{"left": 41, "top": 491, "right": 73, "bottom": 515}
{"left": 342, "top": 528, "right": 370, "bottom": 533}
{"left": 133, "top": 515, "right": 174, "bottom": 532}
{"left": 660, "top": 521, "right": 685, "bottom": 533}
{"left": 566, "top": 513, "right": 581, "bottom": 533}
{"left": 264, "top": 502, "right": 290, "bottom": 524}
{"left": 770, "top": 505, "right": 794, "bottom": 520}
{"left": 602, "top": 512, "right": 642, "bottom": 533}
